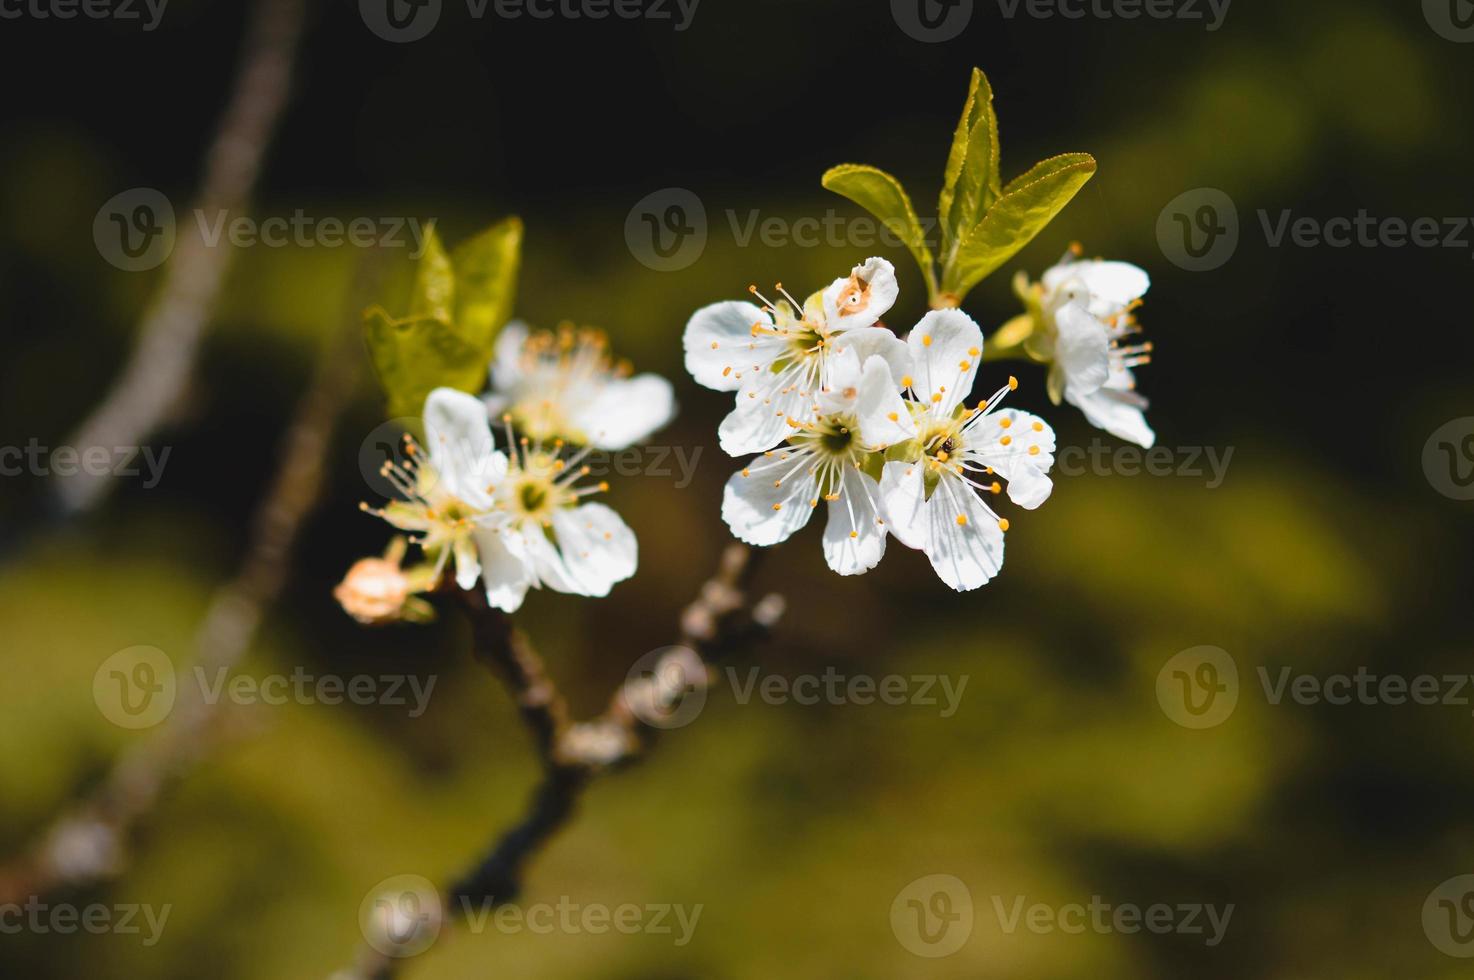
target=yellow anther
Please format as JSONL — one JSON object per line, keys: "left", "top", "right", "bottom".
{"left": 998, "top": 518, "right": 1010, "bottom": 531}
{"left": 999, "top": 417, "right": 1012, "bottom": 428}
{"left": 922, "top": 335, "right": 933, "bottom": 347}
{"left": 968, "top": 347, "right": 980, "bottom": 357}
{"left": 959, "top": 360, "right": 970, "bottom": 370}
{"left": 1008, "top": 376, "right": 1018, "bottom": 390}
{"left": 771, "top": 503, "right": 783, "bottom": 511}
{"left": 722, "top": 366, "right": 732, "bottom": 377}
{"left": 900, "top": 375, "right": 914, "bottom": 388}
{"left": 1028, "top": 445, "right": 1040, "bottom": 456}
{"left": 711, "top": 341, "right": 719, "bottom": 349}
{"left": 849, "top": 531, "right": 858, "bottom": 539}
{"left": 1032, "top": 421, "right": 1043, "bottom": 432}
{"left": 956, "top": 514, "right": 968, "bottom": 526}
{"left": 1000, "top": 435, "right": 1012, "bottom": 446}
{"left": 888, "top": 412, "right": 899, "bottom": 421}
{"left": 937, "top": 451, "right": 949, "bottom": 462}
{"left": 931, "top": 393, "right": 943, "bottom": 403}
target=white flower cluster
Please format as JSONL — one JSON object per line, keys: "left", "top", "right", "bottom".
{"left": 362, "top": 324, "right": 675, "bottom": 612}
{"left": 684, "top": 254, "right": 1153, "bottom": 591}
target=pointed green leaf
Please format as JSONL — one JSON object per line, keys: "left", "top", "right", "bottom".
{"left": 821, "top": 164, "right": 936, "bottom": 291}
{"left": 450, "top": 216, "right": 522, "bottom": 352}
{"left": 363, "top": 307, "right": 488, "bottom": 420}
{"left": 938, "top": 68, "right": 1001, "bottom": 260}
{"left": 409, "top": 223, "right": 454, "bottom": 326}
{"left": 941, "top": 153, "right": 1096, "bottom": 300}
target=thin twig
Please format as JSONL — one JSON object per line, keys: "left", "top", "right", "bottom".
{"left": 54, "top": 0, "right": 306, "bottom": 517}
{"left": 342, "top": 544, "right": 782, "bottom": 979}
{"left": 0, "top": 264, "right": 370, "bottom": 906}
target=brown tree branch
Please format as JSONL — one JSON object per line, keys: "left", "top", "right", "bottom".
{"left": 0, "top": 265, "right": 370, "bottom": 906}
{"left": 341, "top": 544, "right": 783, "bottom": 979}
{"left": 54, "top": 0, "right": 306, "bottom": 517}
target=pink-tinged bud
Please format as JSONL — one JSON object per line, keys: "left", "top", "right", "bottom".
{"left": 334, "top": 557, "right": 412, "bottom": 625}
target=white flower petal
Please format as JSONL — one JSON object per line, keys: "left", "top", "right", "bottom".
{"left": 822, "top": 257, "right": 898, "bottom": 332}
{"left": 815, "top": 345, "right": 864, "bottom": 417}
{"left": 1045, "top": 259, "right": 1149, "bottom": 314}
{"left": 854, "top": 356, "right": 916, "bottom": 448}
{"left": 489, "top": 320, "right": 530, "bottom": 390}
{"left": 521, "top": 525, "right": 591, "bottom": 596}
{"left": 550, "top": 502, "right": 638, "bottom": 594}
{"left": 575, "top": 373, "right": 676, "bottom": 450}
{"left": 879, "top": 460, "right": 930, "bottom": 551}
{"left": 906, "top": 309, "right": 982, "bottom": 415}
{"left": 922, "top": 472, "right": 1006, "bottom": 592}
{"left": 474, "top": 526, "right": 533, "bottom": 612}
{"left": 822, "top": 467, "right": 887, "bottom": 575}
{"left": 424, "top": 387, "right": 506, "bottom": 506}
{"left": 1066, "top": 370, "right": 1156, "bottom": 448}
{"left": 963, "top": 408, "right": 1056, "bottom": 510}
{"left": 683, "top": 301, "right": 783, "bottom": 391}
{"left": 834, "top": 325, "right": 911, "bottom": 383}
{"left": 452, "top": 535, "right": 481, "bottom": 591}
{"left": 721, "top": 458, "right": 820, "bottom": 546}
{"left": 718, "top": 366, "right": 814, "bottom": 456}
{"left": 1052, "top": 301, "right": 1111, "bottom": 396}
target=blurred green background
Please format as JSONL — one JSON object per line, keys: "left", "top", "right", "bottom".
{"left": 3, "top": 0, "right": 1473, "bottom": 976}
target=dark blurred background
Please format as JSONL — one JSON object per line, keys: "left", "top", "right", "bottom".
{"left": 2, "top": 0, "right": 1473, "bottom": 976}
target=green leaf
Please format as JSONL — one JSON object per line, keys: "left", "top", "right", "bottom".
{"left": 363, "top": 307, "right": 489, "bottom": 420}
{"left": 409, "top": 224, "right": 454, "bottom": 326}
{"left": 821, "top": 164, "right": 936, "bottom": 293}
{"left": 941, "top": 153, "right": 1096, "bottom": 300}
{"left": 938, "top": 68, "right": 1001, "bottom": 261}
{"left": 450, "top": 216, "right": 523, "bottom": 352}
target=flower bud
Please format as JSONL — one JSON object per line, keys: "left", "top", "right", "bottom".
{"left": 335, "top": 557, "right": 412, "bottom": 625}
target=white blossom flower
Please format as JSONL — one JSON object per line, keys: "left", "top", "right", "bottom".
{"left": 683, "top": 257, "right": 910, "bottom": 457}
{"left": 365, "top": 388, "right": 639, "bottom": 613}
{"left": 721, "top": 344, "right": 914, "bottom": 575}
{"left": 485, "top": 321, "right": 675, "bottom": 450}
{"left": 879, "top": 309, "right": 1057, "bottom": 592}
{"left": 479, "top": 411, "right": 639, "bottom": 612}
{"left": 364, "top": 387, "right": 509, "bottom": 593}
{"left": 1022, "top": 251, "right": 1154, "bottom": 448}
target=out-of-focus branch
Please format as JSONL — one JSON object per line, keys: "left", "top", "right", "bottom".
{"left": 0, "top": 268, "right": 368, "bottom": 906}
{"left": 340, "top": 544, "right": 783, "bottom": 980}
{"left": 53, "top": 0, "right": 305, "bottom": 517}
